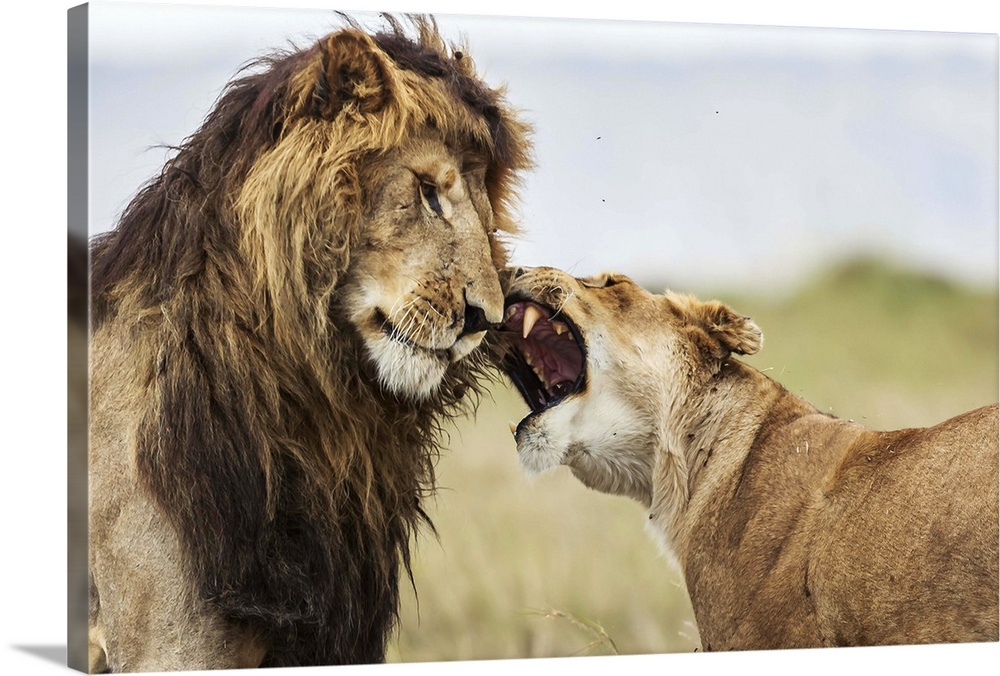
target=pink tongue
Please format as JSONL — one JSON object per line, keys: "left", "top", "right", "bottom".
{"left": 525, "top": 328, "right": 582, "bottom": 387}
{"left": 541, "top": 345, "right": 578, "bottom": 384}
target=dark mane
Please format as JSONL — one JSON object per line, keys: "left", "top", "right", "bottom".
{"left": 90, "top": 47, "right": 307, "bottom": 327}
{"left": 90, "top": 15, "right": 529, "bottom": 667}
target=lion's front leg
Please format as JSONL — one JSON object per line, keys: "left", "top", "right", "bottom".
{"left": 89, "top": 459, "right": 266, "bottom": 672}
{"left": 88, "top": 575, "right": 109, "bottom": 673}
{"left": 90, "top": 493, "right": 267, "bottom": 672}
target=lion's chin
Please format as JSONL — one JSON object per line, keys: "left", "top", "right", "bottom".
{"left": 367, "top": 336, "right": 452, "bottom": 401}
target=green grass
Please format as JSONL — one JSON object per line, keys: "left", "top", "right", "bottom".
{"left": 714, "top": 257, "right": 999, "bottom": 428}
{"left": 387, "top": 257, "right": 998, "bottom": 663}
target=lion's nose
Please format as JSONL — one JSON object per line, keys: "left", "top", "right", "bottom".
{"left": 461, "top": 302, "right": 491, "bottom": 336}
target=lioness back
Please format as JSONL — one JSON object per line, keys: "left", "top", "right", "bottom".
{"left": 807, "top": 404, "right": 998, "bottom": 646}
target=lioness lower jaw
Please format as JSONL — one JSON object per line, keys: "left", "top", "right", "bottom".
{"left": 511, "top": 404, "right": 574, "bottom": 475}
{"left": 513, "top": 381, "right": 657, "bottom": 503}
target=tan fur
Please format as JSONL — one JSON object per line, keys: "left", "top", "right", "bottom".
{"left": 502, "top": 266, "right": 999, "bottom": 650}
{"left": 89, "top": 18, "right": 531, "bottom": 671}
{"left": 68, "top": 235, "right": 90, "bottom": 672}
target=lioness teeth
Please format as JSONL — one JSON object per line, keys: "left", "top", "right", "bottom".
{"left": 522, "top": 305, "right": 542, "bottom": 338}
{"left": 508, "top": 421, "right": 517, "bottom": 437}
{"left": 532, "top": 363, "right": 548, "bottom": 387}
{"left": 551, "top": 321, "right": 567, "bottom": 335}
{"left": 504, "top": 305, "right": 518, "bottom": 322}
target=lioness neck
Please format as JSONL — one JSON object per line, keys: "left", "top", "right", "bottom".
{"left": 651, "top": 358, "right": 841, "bottom": 560}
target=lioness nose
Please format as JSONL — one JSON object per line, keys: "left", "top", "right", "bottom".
{"left": 461, "top": 302, "right": 491, "bottom": 336}
{"left": 499, "top": 266, "right": 527, "bottom": 287}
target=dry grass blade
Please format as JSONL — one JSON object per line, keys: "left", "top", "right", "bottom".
{"left": 527, "top": 608, "right": 620, "bottom": 656}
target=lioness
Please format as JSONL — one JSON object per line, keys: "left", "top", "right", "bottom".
{"left": 497, "top": 265, "right": 999, "bottom": 650}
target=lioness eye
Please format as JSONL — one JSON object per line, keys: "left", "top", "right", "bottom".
{"left": 420, "top": 181, "right": 443, "bottom": 216}
{"left": 581, "top": 273, "right": 622, "bottom": 289}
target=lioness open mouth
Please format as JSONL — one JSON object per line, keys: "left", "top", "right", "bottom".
{"left": 501, "top": 300, "right": 586, "bottom": 418}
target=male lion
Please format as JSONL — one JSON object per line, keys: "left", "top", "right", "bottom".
{"left": 497, "top": 266, "right": 998, "bottom": 651}
{"left": 88, "top": 17, "right": 531, "bottom": 672}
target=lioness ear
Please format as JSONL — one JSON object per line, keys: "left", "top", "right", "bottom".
{"left": 667, "top": 292, "right": 763, "bottom": 361}
{"left": 309, "top": 30, "right": 392, "bottom": 119}
{"left": 704, "top": 302, "right": 762, "bottom": 357}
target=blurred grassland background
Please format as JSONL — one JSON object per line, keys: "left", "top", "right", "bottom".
{"left": 388, "top": 255, "right": 998, "bottom": 663}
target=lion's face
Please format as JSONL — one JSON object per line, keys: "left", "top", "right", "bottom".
{"left": 230, "top": 26, "right": 532, "bottom": 404}
{"left": 497, "top": 266, "right": 760, "bottom": 503}
{"left": 338, "top": 132, "right": 504, "bottom": 399}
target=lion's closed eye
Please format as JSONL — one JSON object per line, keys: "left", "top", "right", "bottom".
{"left": 419, "top": 181, "right": 443, "bottom": 216}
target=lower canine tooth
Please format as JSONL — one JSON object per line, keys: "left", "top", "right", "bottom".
{"left": 508, "top": 421, "right": 517, "bottom": 437}
{"left": 532, "top": 365, "right": 550, "bottom": 388}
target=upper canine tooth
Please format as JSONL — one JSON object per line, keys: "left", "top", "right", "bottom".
{"left": 551, "top": 321, "right": 567, "bottom": 335}
{"left": 522, "top": 305, "right": 543, "bottom": 338}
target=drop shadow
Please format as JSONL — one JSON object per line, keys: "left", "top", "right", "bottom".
{"left": 11, "top": 644, "right": 66, "bottom": 666}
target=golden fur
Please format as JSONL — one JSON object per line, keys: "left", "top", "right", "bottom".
{"left": 499, "top": 266, "right": 998, "bottom": 650}
{"left": 88, "top": 17, "right": 531, "bottom": 671}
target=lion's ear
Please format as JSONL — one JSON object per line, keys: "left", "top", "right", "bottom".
{"left": 667, "top": 292, "right": 763, "bottom": 361}
{"left": 310, "top": 30, "right": 392, "bottom": 119}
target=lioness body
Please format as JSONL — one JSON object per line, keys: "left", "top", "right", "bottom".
{"left": 679, "top": 383, "right": 997, "bottom": 649}
{"left": 500, "top": 266, "right": 999, "bottom": 650}
{"left": 88, "top": 18, "right": 531, "bottom": 671}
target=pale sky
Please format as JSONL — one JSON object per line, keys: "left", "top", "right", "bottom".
{"left": 85, "top": 1, "right": 998, "bottom": 292}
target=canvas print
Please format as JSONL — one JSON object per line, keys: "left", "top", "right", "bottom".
{"left": 68, "top": 2, "right": 999, "bottom": 672}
